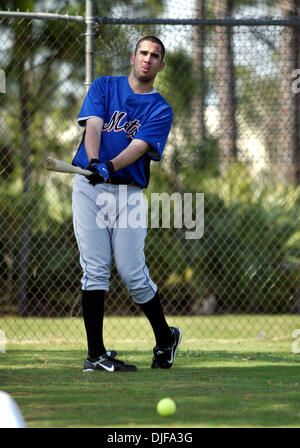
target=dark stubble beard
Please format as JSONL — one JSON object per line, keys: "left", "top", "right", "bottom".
{"left": 133, "top": 67, "right": 157, "bottom": 84}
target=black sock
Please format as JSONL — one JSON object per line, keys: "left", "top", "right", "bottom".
{"left": 139, "top": 291, "right": 173, "bottom": 348}
{"left": 81, "top": 290, "right": 106, "bottom": 359}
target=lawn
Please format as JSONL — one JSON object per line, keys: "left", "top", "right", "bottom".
{"left": 0, "top": 316, "right": 300, "bottom": 429}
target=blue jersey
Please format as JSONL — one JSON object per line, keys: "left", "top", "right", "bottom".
{"left": 72, "top": 76, "right": 173, "bottom": 188}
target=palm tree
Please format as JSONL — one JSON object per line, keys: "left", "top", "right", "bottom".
{"left": 192, "top": 0, "right": 207, "bottom": 144}
{"left": 214, "top": 0, "right": 237, "bottom": 169}
{"left": 278, "top": 0, "right": 300, "bottom": 184}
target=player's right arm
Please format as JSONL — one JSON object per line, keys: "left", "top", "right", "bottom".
{"left": 84, "top": 116, "right": 114, "bottom": 185}
{"left": 85, "top": 117, "right": 104, "bottom": 161}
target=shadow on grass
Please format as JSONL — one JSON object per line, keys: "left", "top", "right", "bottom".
{"left": 1, "top": 349, "right": 300, "bottom": 427}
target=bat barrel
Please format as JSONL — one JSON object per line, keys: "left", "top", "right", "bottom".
{"left": 44, "top": 157, "right": 91, "bottom": 176}
{"left": 45, "top": 158, "right": 56, "bottom": 170}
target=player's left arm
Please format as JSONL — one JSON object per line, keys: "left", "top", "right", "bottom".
{"left": 110, "top": 103, "right": 173, "bottom": 171}
{"left": 110, "top": 139, "right": 150, "bottom": 171}
{"left": 88, "top": 104, "right": 172, "bottom": 183}
{"left": 86, "top": 138, "right": 149, "bottom": 184}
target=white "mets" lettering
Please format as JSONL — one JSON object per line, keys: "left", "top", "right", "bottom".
{"left": 103, "top": 110, "right": 141, "bottom": 138}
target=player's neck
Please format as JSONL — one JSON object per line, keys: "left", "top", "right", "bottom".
{"left": 128, "top": 72, "right": 155, "bottom": 94}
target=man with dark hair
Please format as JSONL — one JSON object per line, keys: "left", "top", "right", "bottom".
{"left": 134, "top": 35, "right": 166, "bottom": 61}
{"left": 72, "top": 36, "right": 182, "bottom": 373}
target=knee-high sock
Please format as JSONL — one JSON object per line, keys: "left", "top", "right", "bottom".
{"left": 139, "top": 291, "right": 173, "bottom": 348}
{"left": 81, "top": 290, "right": 106, "bottom": 359}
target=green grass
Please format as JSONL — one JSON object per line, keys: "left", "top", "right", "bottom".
{"left": 0, "top": 316, "right": 300, "bottom": 428}
{"left": 1, "top": 314, "right": 300, "bottom": 342}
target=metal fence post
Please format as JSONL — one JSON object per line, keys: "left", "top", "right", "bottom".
{"left": 0, "top": 69, "right": 5, "bottom": 93}
{"left": 85, "top": 0, "right": 95, "bottom": 92}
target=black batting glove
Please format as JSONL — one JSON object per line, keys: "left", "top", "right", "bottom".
{"left": 86, "top": 159, "right": 115, "bottom": 186}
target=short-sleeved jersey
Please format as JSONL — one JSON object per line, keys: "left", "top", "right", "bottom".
{"left": 72, "top": 76, "right": 173, "bottom": 188}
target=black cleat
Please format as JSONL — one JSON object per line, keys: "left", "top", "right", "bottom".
{"left": 83, "top": 354, "right": 137, "bottom": 372}
{"left": 151, "top": 326, "right": 182, "bottom": 369}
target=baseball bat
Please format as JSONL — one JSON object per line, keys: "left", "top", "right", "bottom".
{"left": 45, "top": 157, "right": 91, "bottom": 176}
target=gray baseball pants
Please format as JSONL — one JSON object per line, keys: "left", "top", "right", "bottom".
{"left": 72, "top": 174, "right": 157, "bottom": 304}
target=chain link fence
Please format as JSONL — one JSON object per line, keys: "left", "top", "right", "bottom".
{"left": 1, "top": 1, "right": 300, "bottom": 343}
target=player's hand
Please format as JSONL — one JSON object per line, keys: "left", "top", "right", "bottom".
{"left": 86, "top": 159, "right": 114, "bottom": 185}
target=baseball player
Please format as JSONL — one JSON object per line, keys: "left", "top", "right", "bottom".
{"left": 72, "top": 36, "right": 182, "bottom": 372}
